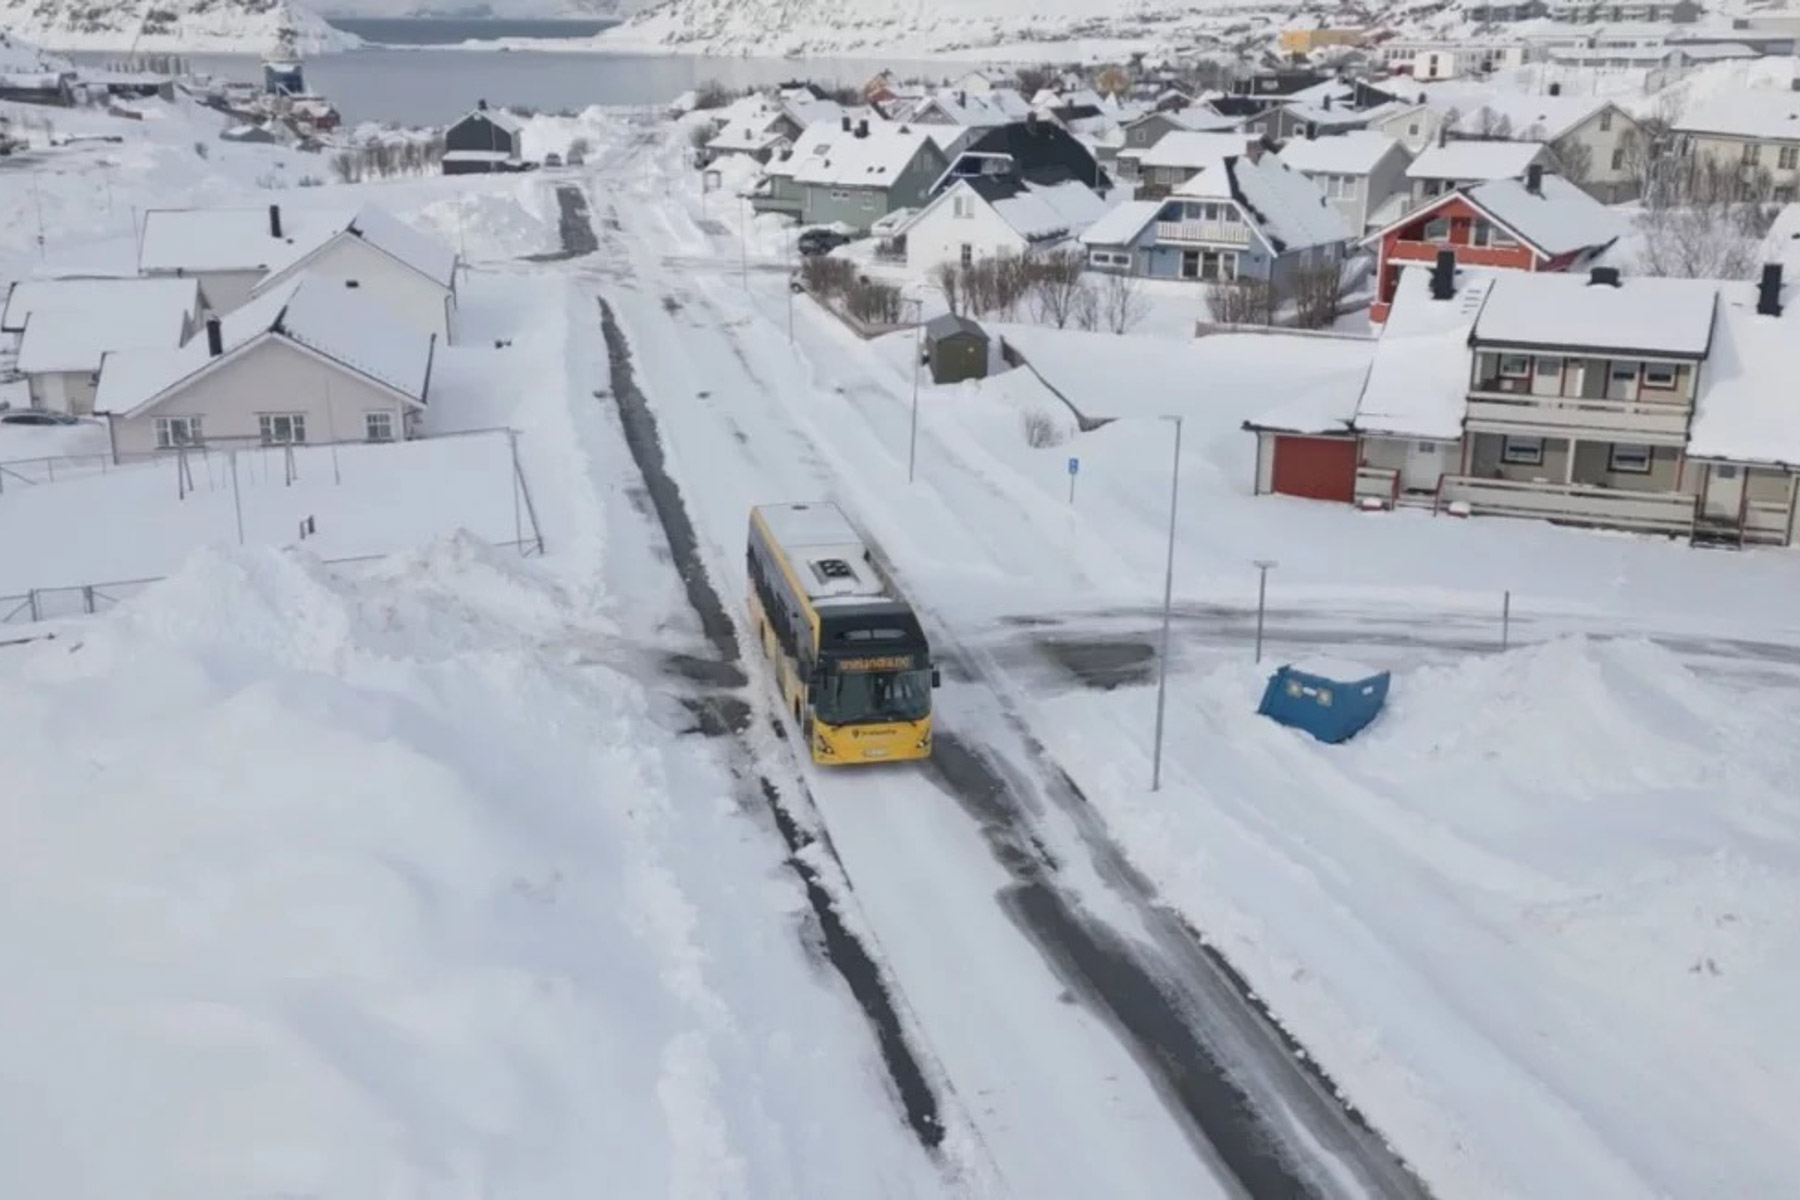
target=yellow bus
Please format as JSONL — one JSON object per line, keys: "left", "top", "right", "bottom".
{"left": 746, "top": 501, "right": 940, "bottom": 765}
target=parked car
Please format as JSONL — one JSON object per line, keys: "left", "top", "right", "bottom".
{"left": 0, "top": 410, "right": 80, "bottom": 426}
{"left": 544, "top": 151, "right": 562, "bottom": 167}
{"left": 797, "top": 228, "right": 852, "bottom": 257}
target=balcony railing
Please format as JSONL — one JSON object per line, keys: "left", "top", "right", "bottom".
{"left": 1464, "top": 388, "right": 1692, "bottom": 443}
{"left": 1355, "top": 465, "right": 1399, "bottom": 508}
{"left": 1154, "top": 219, "right": 1252, "bottom": 246}
{"left": 1437, "top": 475, "right": 1698, "bottom": 534}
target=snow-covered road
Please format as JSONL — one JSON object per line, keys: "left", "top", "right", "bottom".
{"left": 557, "top": 117, "right": 1431, "bottom": 1198}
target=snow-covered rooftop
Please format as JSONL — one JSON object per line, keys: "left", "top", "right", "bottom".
{"left": 987, "top": 180, "right": 1112, "bottom": 242}
{"left": 16, "top": 280, "right": 198, "bottom": 375}
{"left": 1136, "top": 131, "right": 1259, "bottom": 170}
{"left": 1354, "top": 265, "right": 1495, "bottom": 440}
{"left": 1688, "top": 279, "right": 1800, "bottom": 466}
{"left": 1178, "top": 156, "right": 1350, "bottom": 252}
{"left": 1462, "top": 174, "right": 1624, "bottom": 256}
{"left": 2, "top": 275, "right": 198, "bottom": 334}
{"left": 1472, "top": 271, "right": 1719, "bottom": 357}
{"left": 791, "top": 122, "right": 935, "bottom": 189}
{"left": 1079, "top": 199, "right": 1161, "bottom": 247}
{"left": 1675, "top": 93, "right": 1800, "bottom": 142}
{"left": 137, "top": 204, "right": 353, "bottom": 276}
{"left": 1431, "top": 90, "right": 1620, "bottom": 143}
{"left": 1278, "top": 131, "right": 1409, "bottom": 176}
{"left": 95, "top": 274, "right": 434, "bottom": 417}
{"left": 1407, "top": 140, "right": 1550, "bottom": 182}
{"left": 251, "top": 203, "right": 458, "bottom": 293}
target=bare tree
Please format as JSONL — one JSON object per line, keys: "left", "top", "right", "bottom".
{"left": 932, "top": 261, "right": 962, "bottom": 316}
{"left": 1207, "top": 276, "right": 1276, "bottom": 326}
{"left": 1554, "top": 139, "right": 1594, "bottom": 188}
{"left": 1014, "top": 65, "right": 1054, "bottom": 98}
{"left": 1027, "top": 250, "right": 1087, "bottom": 327}
{"left": 1291, "top": 260, "right": 1346, "bottom": 330}
{"left": 1637, "top": 155, "right": 1778, "bottom": 280}
{"left": 1101, "top": 271, "right": 1151, "bottom": 333}
{"left": 1074, "top": 282, "right": 1101, "bottom": 331}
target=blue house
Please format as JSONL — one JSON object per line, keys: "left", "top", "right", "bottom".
{"left": 1080, "top": 153, "right": 1350, "bottom": 289}
{"left": 1257, "top": 659, "right": 1390, "bottom": 744}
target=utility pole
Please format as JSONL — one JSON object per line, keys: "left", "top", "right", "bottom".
{"left": 1151, "top": 415, "right": 1183, "bottom": 793}
{"left": 1253, "top": 559, "right": 1277, "bottom": 664}
{"left": 908, "top": 297, "right": 925, "bottom": 484}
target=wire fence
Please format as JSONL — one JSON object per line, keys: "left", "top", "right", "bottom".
{"left": 0, "top": 538, "right": 544, "bottom": 627}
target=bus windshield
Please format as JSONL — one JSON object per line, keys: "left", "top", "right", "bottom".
{"left": 816, "top": 668, "right": 932, "bottom": 725}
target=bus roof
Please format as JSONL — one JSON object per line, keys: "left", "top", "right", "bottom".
{"left": 753, "top": 501, "right": 893, "bottom": 605}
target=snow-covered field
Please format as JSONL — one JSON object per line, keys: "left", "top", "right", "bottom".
{"left": 0, "top": 0, "right": 357, "bottom": 53}
{"left": 7, "top": 92, "right": 1800, "bottom": 1200}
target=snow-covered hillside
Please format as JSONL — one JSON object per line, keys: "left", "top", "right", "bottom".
{"left": 601, "top": 0, "right": 1284, "bottom": 59}
{"left": 0, "top": 0, "right": 360, "bottom": 53}
{"left": 317, "top": 0, "right": 637, "bottom": 17}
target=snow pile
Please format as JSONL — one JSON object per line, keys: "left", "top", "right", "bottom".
{"left": 1039, "top": 635, "right": 1800, "bottom": 1200}
{"left": 0, "top": 538, "right": 936, "bottom": 1198}
{"left": 0, "top": 0, "right": 359, "bottom": 53}
{"left": 407, "top": 183, "right": 561, "bottom": 261}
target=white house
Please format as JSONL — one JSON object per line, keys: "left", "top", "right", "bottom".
{"left": 246, "top": 204, "right": 459, "bottom": 342}
{"left": 1675, "top": 93, "right": 1800, "bottom": 202}
{"left": 1438, "top": 92, "right": 1644, "bottom": 201}
{"left": 901, "top": 176, "right": 1112, "bottom": 269}
{"left": 2, "top": 277, "right": 201, "bottom": 416}
{"left": 1277, "top": 132, "right": 1414, "bottom": 233}
{"left": 93, "top": 273, "right": 436, "bottom": 458}
{"left": 137, "top": 203, "right": 347, "bottom": 314}
{"left": 1406, "top": 139, "right": 1555, "bottom": 204}
{"left": 1371, "top": 103, "right": 1450, "bottom": 155}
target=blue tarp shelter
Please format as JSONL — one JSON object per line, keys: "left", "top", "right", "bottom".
{"left": 1257, "top": 658, "right": 1390, "bottom": 744}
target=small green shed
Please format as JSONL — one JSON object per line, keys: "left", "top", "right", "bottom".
{"left": 924, "top": 313, "right": 990, "bottom": 385}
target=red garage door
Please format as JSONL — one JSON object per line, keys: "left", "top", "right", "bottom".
{"left": 1271, "top": 435, "right": 1356, "bottom": 502}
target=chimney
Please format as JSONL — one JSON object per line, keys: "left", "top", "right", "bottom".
{"left": 1429, "top": 247, "right": 1456, "bottom": 300}
{"left": 1757, "top": 262, "right": 1784, "bottom": 316}
{"left": 204, "top": 316, "right": 223, "bottom": 357}
{"left": 1437, "top": 124, "right": 1448, "bottom": 148}
{"left": 856, "top": 118, "right": 869, "bottom": 138}
{"left": 1323, "top": 95, "right": 1333, "bottom": 111}
{"left": 1548, "top": 81, "right": 1561, "bottom": 96}
{"left": 1587, "top": 266, "right": 1621, "bottom": 287}
{"left": 268, "top": 203, "right": 282, "bottom": 238}
{"left": 1526, "top": 163, "right": 1543, "bottom": 195}
{"left": 477, "top": 98, "right": 487, "bottom": 111}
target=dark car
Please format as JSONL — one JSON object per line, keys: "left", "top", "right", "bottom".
{"left": 797, "top": 228, "right": 852, "bottom": 257}
{"left": 0, "top": 410, "right": 80, "bottom": 426}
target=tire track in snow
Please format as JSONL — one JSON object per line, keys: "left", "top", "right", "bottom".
{"left": 595, "top": 294, "right": 947, "bottom": 1155}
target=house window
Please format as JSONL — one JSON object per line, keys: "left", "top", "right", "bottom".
{"left": 952, "top": 193, "right": 975, "bottom": 218}
{"left": 1642, "top": 362, "right": 1678, "bottom": 388}
{"left": 1611, "top": 148, "right": 1626, "bottom": 170}
{"left": 1742, "top": 143, "right": 1762, "bottom": 165}
{"left": 1599, "top": 109, "right": 1613, "bottom": 131}
{"left": 1501, "top": 435, "right": 1545, "bottom": 466}
{"left": 1471, "top": 219, "right": 1492, "bottom": 247}
{"left": 1781, "top": 146, "right": 1800, "bottom": 171}
{"left": 1499, "top": 354, "right": 1532, "bottom": 378}
{"left": 1535, "top": 356, "right": 1563, "bottom": 380}
{"left": 1608, "top": 443, "right": 1652, "bottom": 473}
{"left": 1408, "top": 122, "right": 1421, "bottom": 137}
{"left": 154, "top": 415, "right": 203, "bottom": 449}
{"left": 259, "top": 413, "right": 308, "bottom": 445}
{"left": 1423, "top": 217, "right": 1450, "bottom": 241}
{"left": 365, "top": 411, "right": 395, "bottom": 442}
{"left": 959, "top": 243, "right": 973, "bottom": 267}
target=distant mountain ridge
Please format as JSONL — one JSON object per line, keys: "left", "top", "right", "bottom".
{"left": 0, "top": 0, "right": 360, "bottom": 53}
{"left": 315, "top": 0, "right": 638, "bottom": 16}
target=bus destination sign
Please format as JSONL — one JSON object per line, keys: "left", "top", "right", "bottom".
{"left": 835, "top": 654, "right": 915, "bottom": 672}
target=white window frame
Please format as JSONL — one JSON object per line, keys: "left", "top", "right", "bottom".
{"left": 959, "top": 243, "right": 973, "bottom": 267}
{"left": 1423, "top": 216, "right": 1451, "bottom": 242}
{"left": 364, "top": 410, "right": 395, "bottom": 442}
{"left": 1534, "top": 356, "right": 1563, "bottom": 380}
{"left": 154, "top": 415, "right": 203, "bottom": 449}
{"left": 1642, "top": 362, "right": 1678, "bottom": 389}
{"left": 258, "top": 412, "right": 308, "bottom": 445}
{"left": 1611, "top": 147, "right": 1626, "bottom": 171}
{"left": 1743, "top": 142, "right": 1762, "bottom": 166}
{"left": 952, "top": 193, "right": 975, "bottom": 218}
{"left": 1781, "top": 145, "right": 1800, "bottom": 171}
{"left": 1599, "top": 109, "right": 1613, "bottom": 132}
{"left": 1499, "top": 354, "right": 1532, "bottom": 378}
{"left": 1608, "top": 443, "right": 1652, "bottom": 474}
{"left": 1501, "top": 435, "right": 1545, "bottom": 466}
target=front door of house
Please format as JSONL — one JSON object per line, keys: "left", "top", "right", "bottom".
{"left": 1181, "top": 249, "right": 1200, "bottom": 279}
{"left": 1704, "top": 463, "right": 1746, "bottom": 521}
{"left": 1401, "top": 440, "right": 1454, "bottom": 492}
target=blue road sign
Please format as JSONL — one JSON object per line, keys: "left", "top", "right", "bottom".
{"left": 1067, "top": 456, "right": 1079, "bottom": 475}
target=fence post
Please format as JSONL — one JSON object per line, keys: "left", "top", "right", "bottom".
{"left": 1501, "top": 590, "right": 1511, "bottom": 650}
{"left": 83, "top": 585, "right": 95, "bottom": 615}
{"left": 29, "top": 590, "right": 40, "bottom": 624}
{"left": 46, "top": 457, "right": 54, "bottom": 484}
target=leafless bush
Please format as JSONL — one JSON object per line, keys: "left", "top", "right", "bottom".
{"left": 1014, "top": 66, "right": 1054, "bottom": 98}
{"left": 1021, "top": 408, "right": 1064, "bottom": 448}
{"left": 1637, "top": 155, "right": 1778, "bottom": 280}
{"left": 329, "top": 136, "right": 445, "bottom": 184}
{"left": 932, "top": 261, "right": 962, "bottom": 315}
{"left": 1101, "top": 271, "right": 1150, "bottom": 333}
{"left": 568, "top": 136, "right": 591, "bottom": 166}
{"left": 844, "top": 278, "right": 903, "bottom": 325}
{"left": 1207, "top": 276, "right": 1276, "bottom": 326}
{"left": 1074, "top": 282, "right": 1101, "bottom": 331}
{"left": 687, "top": 123, "right": 711, "bottom": 152}
{"left": 1291, "top": 259, "right": 1346, "bottom": 330}
{"left": 1027, "top": 249, "right": 1088, "bottom": 328}
{"left": 193, "top": 140, "right": 209, "bottom": 159}
{"left": 956, "top": 253, "right": 1033, "bottom": 318}
{"left": 692, "top": 80, "right": 736, "bottom": 110}
{"left": 800, "top": 255, "right": 857, "bottom": 297}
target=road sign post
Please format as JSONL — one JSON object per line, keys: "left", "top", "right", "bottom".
{"left": 1067, "top": 455, "right": 1079, "bottom": 504}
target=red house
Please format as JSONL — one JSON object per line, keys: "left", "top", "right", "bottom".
{"left": 1365, "top": 165, "right": 1622, "bottom": 322}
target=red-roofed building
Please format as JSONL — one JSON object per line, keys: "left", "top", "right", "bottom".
{"left": 1365, "top": 165, "right": 1622, "bottom": 322}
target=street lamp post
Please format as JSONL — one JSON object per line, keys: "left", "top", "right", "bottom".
{"left": 1151, "top": 415, "right": 1184, "bottom": 793}
{"left": 1253, "top": 559, "right": 1277, "bottom": 664}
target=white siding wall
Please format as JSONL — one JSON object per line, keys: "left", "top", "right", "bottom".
{"left": 1364, "top": 146, "right": 1413, "bottom": 230}
{"left": 1553, "top": 108, "right": 1641, "bottom": 199}
{"left": 1377, "top": 107, "right": 1446, "bottom": 156}
{"left": 905, "top": 191, "right": 1027, "bottom": 270}
{"left": 267, "top": 237, "right": 454, "bottom": 342}
{"left": 113, "top": 338, "right": 415, "bottom": 458}
{"left": 27, "top": 369, "right": 97, "bottom": 415}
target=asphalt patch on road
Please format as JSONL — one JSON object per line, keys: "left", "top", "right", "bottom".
{"left": 1038, "top": 635, "right": 1156, "bottom": 690}
{"left": 521, "top": 185, "right": 600, "bottom": 261}
{"left": 595, "top": 293, "right": 945, "bottom": 1154}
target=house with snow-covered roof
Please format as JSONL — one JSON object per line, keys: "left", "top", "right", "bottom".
{"left": 3, "top": 277, "right": 201, "bottom": 416}
{"left": 442, "top": 101, "right": 524, "bottom": 174}
{"left": 1085, "top": 154, "right": 1349, "bottom": 287}
{"left": 93, "top": 273, "right": 436, "bottom": 459}
{"left": 893, "top": 87, "right": 1032, "bottom": 130}
{"left": 900, "top": 177, "right": 1112, "bottom": 269}
{"left": 1365, "top": 166, "right": 1622, "bottom": 322}
{"left": 137, "top": 202, "right": 357, "bottom": 315}
{"left": 1674, "top": 93, "right": 1800, "bottom": 202}
{"left": 1278, "top": 131, "right": 1413, "bottom": 233}
{"left": 1405, "top": 139, "right": 1556, "bottom": 206}
{"left": 246, "top": 204, "right": 459, "bottom": 343}
{"left": 789, "top": 119, "right": 949, "bottom": 232}
{"left": 1124, "top": 131, "right": 1264, "bottom": 197}
{"left": 930, "top": 117, "right": 1113, "bottom": 197}
{"left": 1435, "top": 91, "right": 1644, "bottom": 202}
